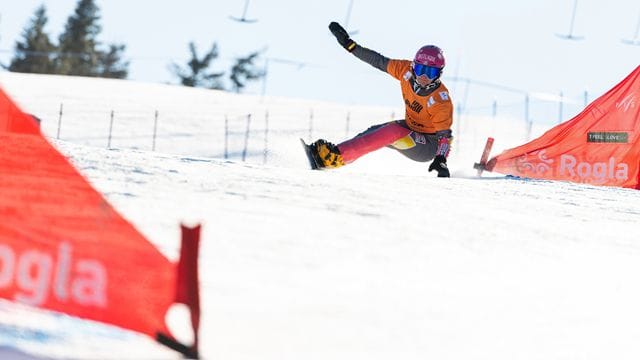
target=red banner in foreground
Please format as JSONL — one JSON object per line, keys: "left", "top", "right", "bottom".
{"left": 0, "top": 86, "right": 197, "bottom": 354}
{"left": 487, "top": 66, "right": 640, "bottom": 189}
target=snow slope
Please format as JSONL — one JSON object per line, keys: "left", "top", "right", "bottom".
{"left": 2, "top": 72, "right": 640, "bottom": 360}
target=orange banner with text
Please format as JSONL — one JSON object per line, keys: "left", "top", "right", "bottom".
{"left": 487, "top": 66, "right": 640, "bottom": 189}
{"left": 0, "top": 86, "right": 176, "bottom": 340}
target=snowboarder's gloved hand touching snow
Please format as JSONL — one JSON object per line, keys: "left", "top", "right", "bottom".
{"left": 429, "top": 155, "right": 449, "bottom": 177}
{"left": 329, "top": 22, "right": 356, "bottom": 52}
{"left": 429, "top": 133, "right": 452, "bottom": 177}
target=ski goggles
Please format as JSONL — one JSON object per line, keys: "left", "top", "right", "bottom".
{"left": 413, "top": 63, "right": 441, "bottom": 79}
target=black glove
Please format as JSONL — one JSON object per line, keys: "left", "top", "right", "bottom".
{"left": 429, "top": 155, "right": 450, "bottom": 178}
{"left": 329, "top": 22, "right": 356, "bottom": 52}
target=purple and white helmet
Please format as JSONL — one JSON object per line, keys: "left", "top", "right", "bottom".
{"left": 414, "top": 45, "right": 446, "bottom": 68}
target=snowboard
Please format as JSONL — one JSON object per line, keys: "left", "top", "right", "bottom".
{"left": 300, "top": 138, "right": 320, "bottom": 170}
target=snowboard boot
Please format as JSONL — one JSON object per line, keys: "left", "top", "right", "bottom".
{"left": 313, "top": 139, "right": 344, "bottom": 169}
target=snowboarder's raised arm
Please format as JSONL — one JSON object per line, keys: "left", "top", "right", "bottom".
{"left": 328, "top": 22, "right": 390, "bottom": 73}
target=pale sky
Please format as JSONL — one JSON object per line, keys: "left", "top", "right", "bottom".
{"left": 1, "top": 0, "right": 639, "bottom": 122}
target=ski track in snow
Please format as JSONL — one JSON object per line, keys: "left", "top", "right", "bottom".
{"left": 2, "top": 72, "right": 640, "bottom": 359}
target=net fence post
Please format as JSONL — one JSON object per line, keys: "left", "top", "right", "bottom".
{"left": 56, "top": 103, "right": 63, "bottom": 139}
{"left": 224, "top": 115, "right": 229, "bottom": 160}
{"left": 263, "top": 111, "right": 269, "bottom": 165}
{"left": 152, "top": 110, "right": 159, "bottom": 151}
{"left": 242, "top": 114, "right": 251, "bottom": 162}
{"left": 107, "top": 110, "right": 114, "bottom": 149}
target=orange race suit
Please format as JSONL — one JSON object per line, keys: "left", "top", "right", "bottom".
{"left": 336, "top": 45, "right": 453, "bottom": 164}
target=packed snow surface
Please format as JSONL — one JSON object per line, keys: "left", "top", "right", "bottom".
{"left": 1, "top": 72, "right": 640, "bottom": 360}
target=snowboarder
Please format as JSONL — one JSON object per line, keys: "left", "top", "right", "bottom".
{"left": 306, "top": 22, "right": 453, "bottom": 177}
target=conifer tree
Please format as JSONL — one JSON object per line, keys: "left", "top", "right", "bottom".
{"left": 8, "top": 5, "right": 56, "bottom": 74}
{"left": 229, "top": 50, "right": 265, "bottom": 93}
{"left": 54, "top": 0, "right": 128, "bottom": 78}
{"left": 56, "top": 0, "right": 102, "bottom": 76}
{"left": 170, "top": 42, "right": 225, "bottom": 89}
{"left": 97, "top": 44, "right": 129, "bottom": 78}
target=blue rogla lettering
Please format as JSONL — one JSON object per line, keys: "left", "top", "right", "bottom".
{"left": 0, "top": 242, "right": 107, "bottom": 307}
{"left": 558, "top": 155, "right": 629, "bottom": 182}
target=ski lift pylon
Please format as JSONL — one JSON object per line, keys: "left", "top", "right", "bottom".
{"left": 230, "top": 0, "right": 258, "bottom": 23}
